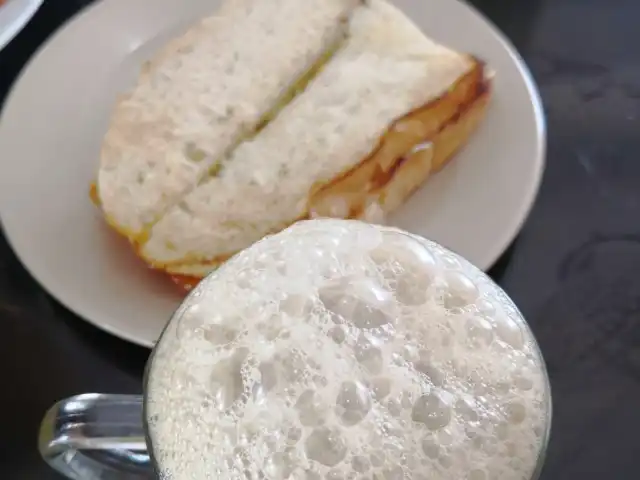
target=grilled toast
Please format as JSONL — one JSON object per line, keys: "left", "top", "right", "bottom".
{"left": 94, "top": 0, "right": 493, "bottom": 291}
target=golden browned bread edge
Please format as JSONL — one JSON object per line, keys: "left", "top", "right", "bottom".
{"left": 308, "top": 58, "right": 487, "bottom": 219}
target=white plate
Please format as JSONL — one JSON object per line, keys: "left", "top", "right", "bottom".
{"left": 0, "top": 0, "right": 43, "bottom": 51}
{"left": 0, "top": 0, "right": 545, "bottom": 348}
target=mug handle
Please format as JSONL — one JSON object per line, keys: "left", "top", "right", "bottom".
{"left": 39, "top": 393, "right": 154, "bottom": 479}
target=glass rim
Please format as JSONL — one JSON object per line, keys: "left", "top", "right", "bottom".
{"left": 142, "top": 227, "right": 554, "bottom": 479}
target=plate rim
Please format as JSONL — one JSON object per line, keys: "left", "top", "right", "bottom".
{"left": 0, "top": 0, "right": 44, "bottom": 52}
{"left": 0, "top": 0, "right": 546, "bottom": 348}
{"left": 459, "top": 0, "right": 546, "bottom": 272}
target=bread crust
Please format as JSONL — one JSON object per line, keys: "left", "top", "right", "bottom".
{"left": 168, "top": 63, "right": 491, "bottom": 291}
{"left": 308, "top": 59, "right": 486, "bottom": 219}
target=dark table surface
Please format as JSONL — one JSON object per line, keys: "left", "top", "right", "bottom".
{"left": 1, "top": 0, "right": 640, "bottom": 478}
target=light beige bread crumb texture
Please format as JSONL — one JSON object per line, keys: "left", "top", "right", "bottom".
{"left": 95, "top": 0, "right": 491, "bottom": 285}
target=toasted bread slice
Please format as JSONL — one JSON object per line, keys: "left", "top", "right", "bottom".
{"left": 168, "top": 71, "right": 490, "bottom": 291}
{"left": 94, "top": 0, "right": 493, "bottom": 291}
{"left": 139, "top": 1, "right": 481, "bottom": 266}
{"left": 97, "top": 0, "right": 362, "bottom": 239}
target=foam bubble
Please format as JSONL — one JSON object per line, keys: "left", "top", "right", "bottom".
{"left": 412, "top": 391, "right": 452, "bottom": 431}
{"left": 147, "top": 219, "right": 550, "bottom": 480}
{"left": 382, "top": 465, "right": 404, "bottom": 479}
{"left": 264, "top": 451, "right": 295, "bottom": 479}
{"left": 493, "top": 311, "right": 525, "bottom": 349}
{"left": 415, "top": 361, "right": 445, "bottom": 387}
{"left": 328, "top": 326, "right": 346, "bottom": 344}
{"left": 455, "top": 397, "right": 479, "bottom": 422}
{"left": 209, "top": 347, "right": 249, "bottom": 411}
{"left": 421, "top": 438, "right": 440, "bottom": 459}
{"left": 354, "top": 336, "right": 384, "bottom": 374}
{"left": 506, "top": 401, "right": 528, "bottom": 425}
{"left": 351, "top": 455, "right": 370, "bottom": 473}
{"left": 466, "top": 317, "right": 494, "bottom": 347}
{"left": 305, "top": 427, "right": 348, "bottom": 467}
{"left": 296, "top": 389, "right": 326, "bottom": 427}
{"left": 469, "top": 468, "right": 487, "bottom": 480}
{"left": 442, "top": 271, "right": 479, "bottom": 310}
{"left": 335, "top": 381, "right": 372, "bottom": 426}
{"left": 370, "top": 377, "right": 391, "bottom": 401}
{"left": 320, "top": 280, "right": 394, "bottom": 330}
{"left": 202, "top": 324, "right": 239, "bottom": 346}
{"left": 372, "top": 232, "right": 438, "bottom": 306}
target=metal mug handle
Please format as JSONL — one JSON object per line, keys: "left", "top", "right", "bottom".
{"left": 39, "top": 393, "right": 154, "bottom": 479}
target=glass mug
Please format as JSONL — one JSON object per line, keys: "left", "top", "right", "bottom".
{"left": 39, "top": 220, "right": 552, "bottom": 480}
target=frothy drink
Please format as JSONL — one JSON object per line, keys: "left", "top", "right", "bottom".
{"left": 146, "top": 220, "right": 550, "bottom": 480}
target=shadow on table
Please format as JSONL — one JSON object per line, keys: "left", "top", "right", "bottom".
{"left": 487, "top": 238, "right": 518, "bottom": 282}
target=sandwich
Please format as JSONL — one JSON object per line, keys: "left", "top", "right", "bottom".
{"left": 93, "top": 0, "right": 492, "bottom": 291}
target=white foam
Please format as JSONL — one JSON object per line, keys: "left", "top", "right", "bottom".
{"left": 146, "top": 219, "right": 550, "bottom": 480}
